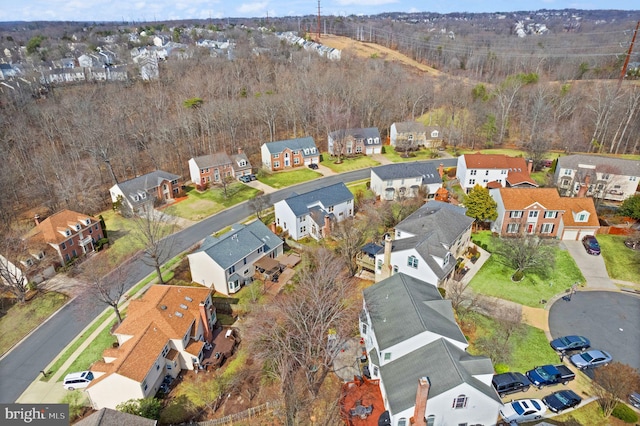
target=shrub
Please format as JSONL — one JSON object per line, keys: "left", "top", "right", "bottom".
{"left": 494, "top": 363, "right": 510, "bottom": 374}
{"left": 611, "top": 403, "right": 638, "bottom": 423}
{"left": 512, "top": 270, "right": 524, "bottom": 282}
{"left": 437, "top": 287, "right": 446, "bottom": 298}
{"left": 61, "top": 390, "right": 85, "bottom": 422}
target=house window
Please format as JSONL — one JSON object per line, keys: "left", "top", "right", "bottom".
{"left": 373, "top": 366, "right": 379, "bottom": 376}
{"left": 407, "top": 134, "right": 413, "bottom": 141}
{"left": 392, "top": 265, "right": 398, "bottom": 274}
{"left": 376, "top": 259, "right": 382, "bottom": 271}
{"left": 386, "top": 180, "right": 393, "bottom": 187}
{"left": 577, "top": 213, "right": 587, "bottom": 222}
{"left": 469, "top": 179, "right": 475, "bottom": 185}
{"left": 274, "top": 161, "right": 280, "bottom": 168}
{"left": 544, "top": 211, "right": 557, "bottom": 219}
{"left": 228, "top": 265, "right": 235, "bottom": 274}
{"left": 61, "top": 242, "right": 66, "bottom": 250}
{"left": 564, "top": 169, "right": 572, "bottom": 176}
{"left": 243, "top": 258, "right": 247, "bottom": 265}
{"left": 384, "top": 352, "right": 391, "bottom": 361}
{"left": 72, "top": 250, "right": 77, "bottom": 257}
{"left": 483, "top": 179, "right": 488, "bottom": 183}
{"left": 362, "top": 323, "right": 367, "bottom": 334}
{"left": 510, "top": 211, "right": 523, "bottom": 218}
{"left": 485, "top": 170, "right": 489, "bottom": 175}
{"left": 528, "top": 211, "right": 539, "bottom": 218}
{"left": 162, "top": 346, "right": 169, "bottom": 357}
{"left": 156, "top": 363, "right": 160, "bottom": 371}
{"left": 300, "top": 226, "right": 306, "bottom": 233}
{"left": 506, "top": 223, "right": 520, "bottom": 233}
{"left": 426, "top": 416, "right": 435, "bottom": 426}
{"left": 541, "top": 223, "right": 554, "bottom": 234}
{"left": 452, "top": 395, "right": 468, "bottom": 409}
{"left": 273, "top": 154, "right": 279, "bottom": 159}
{"left": 294, "top": 158, "right": 300, "bottom": 165}
{"left": 407, "top": 255, "right": 418, "bottom": 268}
{"left": 470, "top": 170, "right": 477, "bottom": 176}
{"left": 398, "top": 419, "right": 407, "bottom": 426}
{"left": 356, "top": 145, "right": 362, "bottom": 153}
{"left": 328, "top": 206, "right": 334, "bottom": 212}
{"left": 631, "top": 176, "right": 637, "bottom": 181}
{"left": 602, "top": 173, "right": 610, "bottom": 180}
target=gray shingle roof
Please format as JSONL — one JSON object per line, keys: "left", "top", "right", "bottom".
{"left": 329, "top": 127, "right": 381, "bottom": 144}
{"left": 372, "top": 162, "right": 441, "bottom": 183}
{"left": 74, "top": 408, "right": 156, "bottom": 426}
{"left": 282, "top": 182, "right": 353, "bottom": 217}
{"left": 379, "top": 338, "right": 499, "bottom": 415}
{"left": 363, "top": 273, "right": 466, "bottom": 351}
{"left": 196, "top": 221, "right": 282, "bottom": 269}
{"left": 192, "top": 152, "right": 232, "bottom": 168}
{"left": 557, "top": 154, "right": 640, "bottom": 177}
{"left": 116, "top": 170, "right": 180, "bottom": 205}
{"left": 262, "top": 137, "right": 318, "bottom": 156}
{"left": 393, "top": 121, "right": 428, "bottom": 133}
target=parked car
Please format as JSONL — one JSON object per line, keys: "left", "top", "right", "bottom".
{"left": 492, "top": 372, "right": 532, "bottom": 398}
{"left": 629, "top": 392, "right": 640, "bottom": 408}
{"left": 581, "top": 235, "right": 601, "bottom": 255}
{"left": 526, "top": 364, "right": 575, "bottom": 389}
{"left": 550, "top": 335, "right": 590, "bottom": 353}
{"left": 570, "top": 349, "right": 612, "bottom": 370}
{"left": 239, "top": 175, "right": 252, "bottom": 183}
{"left": 499, "top": 398, "right": 546, "bottom": 423}
{"left": 308, "top": 163, "right": 319, "bottom": 170}
{"left": 63, "top": 371, "right": 94, "bottom": 390}
{"left": 542, "top": 389, "right": 582, "bottom": 413}
{"left": 249, "top": 174, "right": 257, "bottom": 181}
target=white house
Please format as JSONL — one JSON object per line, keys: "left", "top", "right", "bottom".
{"left": 187, "top": 221, "right": 283, "bottom": 296}
{"left": 554, "top": 154, "right": 640, "bottom": 202}
{"left": 375, "top": 201, "right": 473, "bottom": 286}
{"left": 86, "top": 285, "right": 217, "bottom": 410}
{"left": 327, "top": 127, "right": 382, "bottom": 156}
{"left": 370, "top": 162, "right": 442, "bottom": 201}
{"left": 360, "top": 273, "right": 501, "bottom": 426}
{"left": 274, "top": 182, "right": 354, "bottom": 241}
{"left": 390, "top": 122, "right": 443, "bottom": 149}
{"left": 456, "top": 153, "right": 538, "bottom": 193}
{"left": 109, "top": 170, "right": 182, "bottom": 215}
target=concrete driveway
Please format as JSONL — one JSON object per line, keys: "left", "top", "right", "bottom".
{"left": 548, "top": 291, "right": 640, "bottom": 374}
{"left": 562, "top": 240, "right": 616, "bottom": 290}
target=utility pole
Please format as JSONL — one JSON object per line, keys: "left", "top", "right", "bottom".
{"left": 317, "top": 0, "right": 321, "bottom": 41}
{"left": 618, "top": 20, "right": 640, "bottom": 87}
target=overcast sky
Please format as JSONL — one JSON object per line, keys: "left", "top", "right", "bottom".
{"left": 0, "top": 0, "right": 637, "bottom": 22}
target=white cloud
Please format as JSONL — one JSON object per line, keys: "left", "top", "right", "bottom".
{"left": 237, "top": 2, "right": 269, "bottom": 14}
{"left": 334, "top": 0, "right": 398, "bottom": 5}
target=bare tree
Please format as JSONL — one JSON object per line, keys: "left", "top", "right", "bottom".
{"left": 493, "top": 234, "right": 556, "bottom": 280}
{"left": 592, "top": 362, "right": 640, "bottom": 418}
{"left": 0, "top": 234, "right": 31, "bottom": 304}
{"left": 248, "top": 193, "right": 272, "bottom": 221}
{"left": 130, "top": 205, "right": 176, "bottom": 284}
{"left": 81, "top": 257, "right": 129, "bottom": 324}
{"left": 332, "top": 217, "right": 368, "bottom": 276}
{"left": 445, "top": 279, "right": 474, "bottom": 317}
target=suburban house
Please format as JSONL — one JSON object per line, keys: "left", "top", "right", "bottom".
{"left": 327, "top": 127, "right": 382, "bottom": 156}
{"left": 456, "top": 153, "right": 538, "bottom": 193}
{"left": 86, "top": 285, "right": 217, "bottom": 410}
{"left": 187, "top": 221, "right": 284, "bottom": 296}
{"left": 260, "top": 137, "right": 320, "bottom": 171}
{"left": 370, "top": 162, "right": 442, "bottom": 201}
{"left": 109, "top": 170, "right": 182, "bottom": 215}
{"left": 274, "top": 182, "right": 354, "bottom": 241}
{"left": 375, "top": 201, "right": 474, "bottom": 286}
{"left": 553, "top": 154, "right": 640, "bottom": 201}
{"left": 359, "top": 273, "right": 501, "bottom": 426}
{"left": 490, "top": 187, "right": 600, "bottom": 240}
{"left": 389, "top": 122, "right": 443, "bottom": 149}
{"left": 188, "top": 149, "right": 252, "bottom": 190}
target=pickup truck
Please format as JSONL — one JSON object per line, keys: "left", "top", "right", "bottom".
{"left": 525, "top": 364, "right": 575, "bottom": 389}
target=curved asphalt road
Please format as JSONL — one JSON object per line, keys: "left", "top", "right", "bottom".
{"left": 0, "top": 158, "right": 457, "bottom": 403}
{"left": 548, "top": 291, "right": 640, "bottom": 376}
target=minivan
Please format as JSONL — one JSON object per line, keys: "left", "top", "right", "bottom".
{"left": 63, "top": 371, "right": 94, "bottom": 390}
{"left": 492, "top": 372, "right": 531, "bottom": 398}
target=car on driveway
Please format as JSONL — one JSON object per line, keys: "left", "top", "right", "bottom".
{"left": 499, "top": 399, "right": 546, "bottom": 423}
{"left": 570, "top": 349, "right": 612, "bottom": 370}
{"left": 492, "top": 372, "right": 532, "bottom": 398}
{"left": 542, "top": 389, "right": 582, "bottom": 413}
{"left": 550, "top": 335, "right": 590, "bottom": 353}
{"left": 239, "top": 175, "right": 251, "bottom": 183}
{"left": 308, "top": 163, "right": 319, "bottom": 170}
{"left": 581, "top": 235, "right": 601, "bottom": 255}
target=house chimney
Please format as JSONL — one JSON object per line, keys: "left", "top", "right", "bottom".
{"left": 199, "top": 302, "right": 213, "bottom": 342}
{"left": 270, "top": 221, "right": 277, "bottom": 233}
{"left": 528, "top": 159, "right": 533, "bottom": 174}
{"left": 412, "top": 377, "right": 430, "bottom": 426}
{"left": 577, "top": 174, "right": 591, "bottom": 198}
{"left": 323, "top": 215, "right": 331, "bottom": 237}
{"left": 238, "top": 147, "right": 243, "bottom": 155}
{"left": 381, "top": 234, "right": 393, "bottom": 279}
{"left": 34, "top": 214, "right": 41, "bottom": 225}
{"left": 438, "top": 163, "right": 444, "bottom": 178}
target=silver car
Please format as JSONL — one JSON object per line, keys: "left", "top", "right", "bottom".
{"left": 569, "top": 349, "right": 612, "bottom": 370}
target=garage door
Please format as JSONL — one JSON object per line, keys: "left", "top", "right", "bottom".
{"left": 562, "top": 230, "right": 579, "bottom": 240}
{"left": 578, "top": 230, "right": 595, "bottom": 240}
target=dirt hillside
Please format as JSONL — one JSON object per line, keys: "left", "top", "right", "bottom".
{"left": 318, "top": 34, "right": 441, "bottom": 76}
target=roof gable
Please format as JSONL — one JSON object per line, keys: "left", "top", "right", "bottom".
{"left": 263, "top": 137, "right": 318, "bottom": 155}
{"left": 24, "top": 209, "right": 98, "bottom": 245}
{"left": 114, "top": 170, "right": 180, "bottom": 204}
{"left": 557, "top": 154, "right": 640, "bottom": 177}
{"left": 282, "top": 182, "right": 353, "bottom": 217}
{"left": 372, "top": 162, "right": 441, "bottom": 183}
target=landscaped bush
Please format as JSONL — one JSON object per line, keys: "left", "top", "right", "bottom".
{"left": 494, "top": 363, "right": 510, "bottom": 374}
{"left": 611, "top": 403, "right": 638, "bottom": 423}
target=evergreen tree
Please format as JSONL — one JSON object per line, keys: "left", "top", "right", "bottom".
{"left": 464, "top": 184, "right": 498, "bottom": 230}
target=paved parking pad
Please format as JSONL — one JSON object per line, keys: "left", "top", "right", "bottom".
{"left": 549, "top": 291, "right": 640, "bottom": 374}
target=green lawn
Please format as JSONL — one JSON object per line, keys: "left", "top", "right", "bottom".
{"left": 598, "top": 234, "right": 640, "bottom": 284}
{"left": 470, "top": 232, "right": 584, "bottom": 307}
{"left": 58, "top": 318, "right": 118, "bottom": 380}
{"left": 382, "top": 146, "right": 440, "bottom": 163}
{"left": 320, "top": 153, "right": 380, "bottom": 172}
{"left": 553, "top": 400, "right": 614, "bottom": 426}
{"left": 0, "top": 291, "right": 69, "bottom": 355}
{"left": 258, "top": 168, "right": 321, "bottom": 188}
{"left": 163, "top": 184, "right": 260, "bottom": 221}
{"left": 100, "top": 210, "right": 146, "bottom": 264}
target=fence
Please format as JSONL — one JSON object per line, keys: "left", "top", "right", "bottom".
{"left": 196, "top": 401, "right": 282, "bottom": 426}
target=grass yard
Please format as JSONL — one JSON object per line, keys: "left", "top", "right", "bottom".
{"left": 163, "top": 184, "right": 260, "bottom": 221}
{"left": 258, "top": 168, "right": 321, "bottom": 188}
{"left": 100, "top": 210, "right": 146, "bottom": 264}
{"left": 382, "top": 146, "right": 440, "bottom": 163}
{"left": 553, "top": 400, "right": 630, "bottom": 426}
{"left": 58, "top": 318, "right": 118, "bottom": 380}
{"left": 0, "top": 291, "right": 68, "bottom": 355}
{"left": 598, "top": 234, "right": 640, "bottom": 284}
{"left": 320, "top": 153, "right": 380, "bottom": 172}
{"left": 470, "top": 232, "right": 584, "bottom": 307}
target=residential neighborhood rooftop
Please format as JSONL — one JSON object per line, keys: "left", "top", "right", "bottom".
{"left": 557, "top": 154, "right": 640, "bottom": 176}
{"left": 371, "top": 162, "right": 441, "bottom": 183}
{"left": 281, "top": 182, "right": 353, "bottom": 217}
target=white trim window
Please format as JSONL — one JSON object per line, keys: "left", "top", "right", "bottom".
{"left": 544, "top": 211, "right": 557, "bottom": 218}
{"left": 506, "top": 223, "right": 520, "bottom": 234}
{"left": 541, "top": 223, "right": 554, "bottom": 234}
{"left": 452, "top": 395, "right": 468, "bottom": 409}
{"left": 510, "top": 211, "right": 523, "bottom": 218}
{"left": 528, "top": 211, "right": 539, "bottom": 218}
{"left": 407, "top": 255, "right": 418, "bottom": 268}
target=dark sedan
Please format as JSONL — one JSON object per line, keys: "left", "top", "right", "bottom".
{"left": 308, "top": 163, "right": 319, "bottom": 170}
{"left": 582, "top": 235, "right": 601, "bottom": 255}
{"left": 542, "top": 389, "right": 582, "bottom": 413}
{"left": 550, "top": 335, "right": 590, "bottom": 353}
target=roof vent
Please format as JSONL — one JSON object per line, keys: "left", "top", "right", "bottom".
{"left": 185, "top": 296, "right": 193, "bottom": 302}
{"left": 160, "top": 305, "right": 167, "bottom": 310}
{"left": 180, "top": 304, "right": 188, "bottom": 310}
{"left": 175, "top": 311, "right": 183, "bottom": 318}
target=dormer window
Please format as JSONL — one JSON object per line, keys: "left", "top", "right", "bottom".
{"left": 310, "top": 147, "right": 316, "bottom": 153}
{"left": 65, "top": 229, "right": 71, "bottom": 237}
{"left": 85, "top": 219, "right": 91, "bottom": 226}
{"left": 431, "top": 130, "right": 439, "bottom": 138}
{"left": 75, "top": 224, "right": 81, "bottom": 231}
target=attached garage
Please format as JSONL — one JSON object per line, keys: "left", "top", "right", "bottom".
{"left": 562, "top": 229, "right": 579, "bottom": 240}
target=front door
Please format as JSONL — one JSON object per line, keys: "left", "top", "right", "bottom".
{"left": 527, "top": 223, "right": 534, "bottom": 233}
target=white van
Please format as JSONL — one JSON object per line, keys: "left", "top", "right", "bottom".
{"left": 63, "top": 371, "right": 94, "bottom": 390}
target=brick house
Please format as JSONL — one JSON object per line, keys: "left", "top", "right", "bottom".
{"left": 260, "top": 137, "right": 320, "bottom": 171}
{"left": 456, "top": 153, "right": 538, "bottom": 193}
{"left": 490, "top": 187, "right": 600, "bottom": 240}
{"left": 109, "top": 170, "right": 182, "bottom": 215}
{"left": 188, "top": 149, "right": 252, "bottom": 190}
{"left": 327, "top": 127, "right": 382, "bottom": 156}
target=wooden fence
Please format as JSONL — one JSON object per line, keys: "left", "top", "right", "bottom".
{"left": 195, "top": 401, "right": 282, "bottom": 426}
